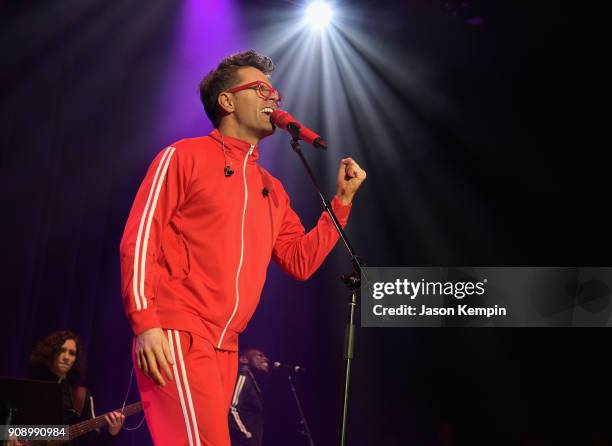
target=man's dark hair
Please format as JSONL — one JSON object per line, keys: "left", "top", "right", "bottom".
{"left": 30, "top": 330, "right": 85, "bottom": 384}
{"left": 199, "top": 50, "right": 275, "bottom": 127}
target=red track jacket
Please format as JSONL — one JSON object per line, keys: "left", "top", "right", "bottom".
{"left": 120, "top": 130, "right": 351, "bottom": 351}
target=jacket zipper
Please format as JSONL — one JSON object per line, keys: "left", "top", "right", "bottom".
{"left": 218, "top": 144, "right": 255, "bottom": 348}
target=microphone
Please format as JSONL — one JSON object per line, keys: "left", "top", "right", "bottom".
{"left": 270, "top": 110, "right": 328, "bottom": 150}
{"left": 273, "top": 361, "right": 306, "bottom": 373}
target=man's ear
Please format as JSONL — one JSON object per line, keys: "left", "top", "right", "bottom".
{"left": 239, "top": 356, "right": 249, "bottom": 365}
{"left": 218, "top": 92, "right": 234, "bottom": 114}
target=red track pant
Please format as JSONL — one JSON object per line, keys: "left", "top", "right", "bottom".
{"left": 134, "top": 330, "right": 238, "bottom": 446}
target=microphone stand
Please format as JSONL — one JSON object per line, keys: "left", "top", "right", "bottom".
{"left": 285, "top": 125, "right": 365, "bottom": 446}
{"left": 287, "top": 372, "right": 315, "bottom": 446}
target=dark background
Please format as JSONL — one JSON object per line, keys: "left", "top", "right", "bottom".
{"left": 1, "top": 1, "right": 609, "bottom": 445}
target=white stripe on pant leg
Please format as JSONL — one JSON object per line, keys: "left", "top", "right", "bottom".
{"left": 132, "top": 146, "right": 173, "bottom": 311}
{"left": 168, "top": 329, "right": 195, "bottom": 446}
{"left": 174, "top": 330, "right": 201, "bottom": 446}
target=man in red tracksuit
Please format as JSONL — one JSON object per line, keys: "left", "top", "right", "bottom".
{"left": 119, "top": 50, "right": 366, "bottom": 445}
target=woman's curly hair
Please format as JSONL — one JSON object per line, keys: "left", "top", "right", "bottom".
{"left": 29, "top": 330, "right": 85, "bottom": 384}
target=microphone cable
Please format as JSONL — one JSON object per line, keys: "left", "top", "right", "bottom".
{"left": 120, "top": 365, "right": 146, "bottom": 431}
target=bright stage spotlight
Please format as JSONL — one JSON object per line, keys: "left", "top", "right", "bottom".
{"left": 305, "top": 1, "right": 333, "bottom": 30}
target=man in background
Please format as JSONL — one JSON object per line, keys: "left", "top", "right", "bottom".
{"left": 229, "top": 349, "right": 269, "bottom": 446}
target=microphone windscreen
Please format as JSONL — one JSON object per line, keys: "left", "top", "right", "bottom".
{"left": 270, "top": 110, "right": 325, "bottom": 149}
{"left": 270, "top": 110, "right": 292, "bottom": 128}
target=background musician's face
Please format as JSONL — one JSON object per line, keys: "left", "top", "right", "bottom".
{"left": 51, "top": 338, "right": 77, "bottom": 378}
{"left": 244, "top": 349, "right": 270, "bottom": 373}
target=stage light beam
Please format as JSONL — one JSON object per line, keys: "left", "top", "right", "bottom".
{"left": 305, "top": 1, "right": 333, "bottom": 30}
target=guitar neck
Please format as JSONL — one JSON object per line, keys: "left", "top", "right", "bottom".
{"left": 69, "top": 401, "right": 142, "bottom": 438}
{"left": 22, "top": 401, "right": 142, "bottom": 446}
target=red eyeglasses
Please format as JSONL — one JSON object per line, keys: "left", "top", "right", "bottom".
{"left": 225, "top": 80, "right": 282, "bottom": 104}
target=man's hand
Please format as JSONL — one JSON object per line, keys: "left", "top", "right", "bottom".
{"left": 135, "top": 327, "right": 174, "bottom": 386}
{"left": 335, "top": 157, "right": 367, "bottom": 205}
{"left": 105, "top": 411, "right": 126, "bottom": 436}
